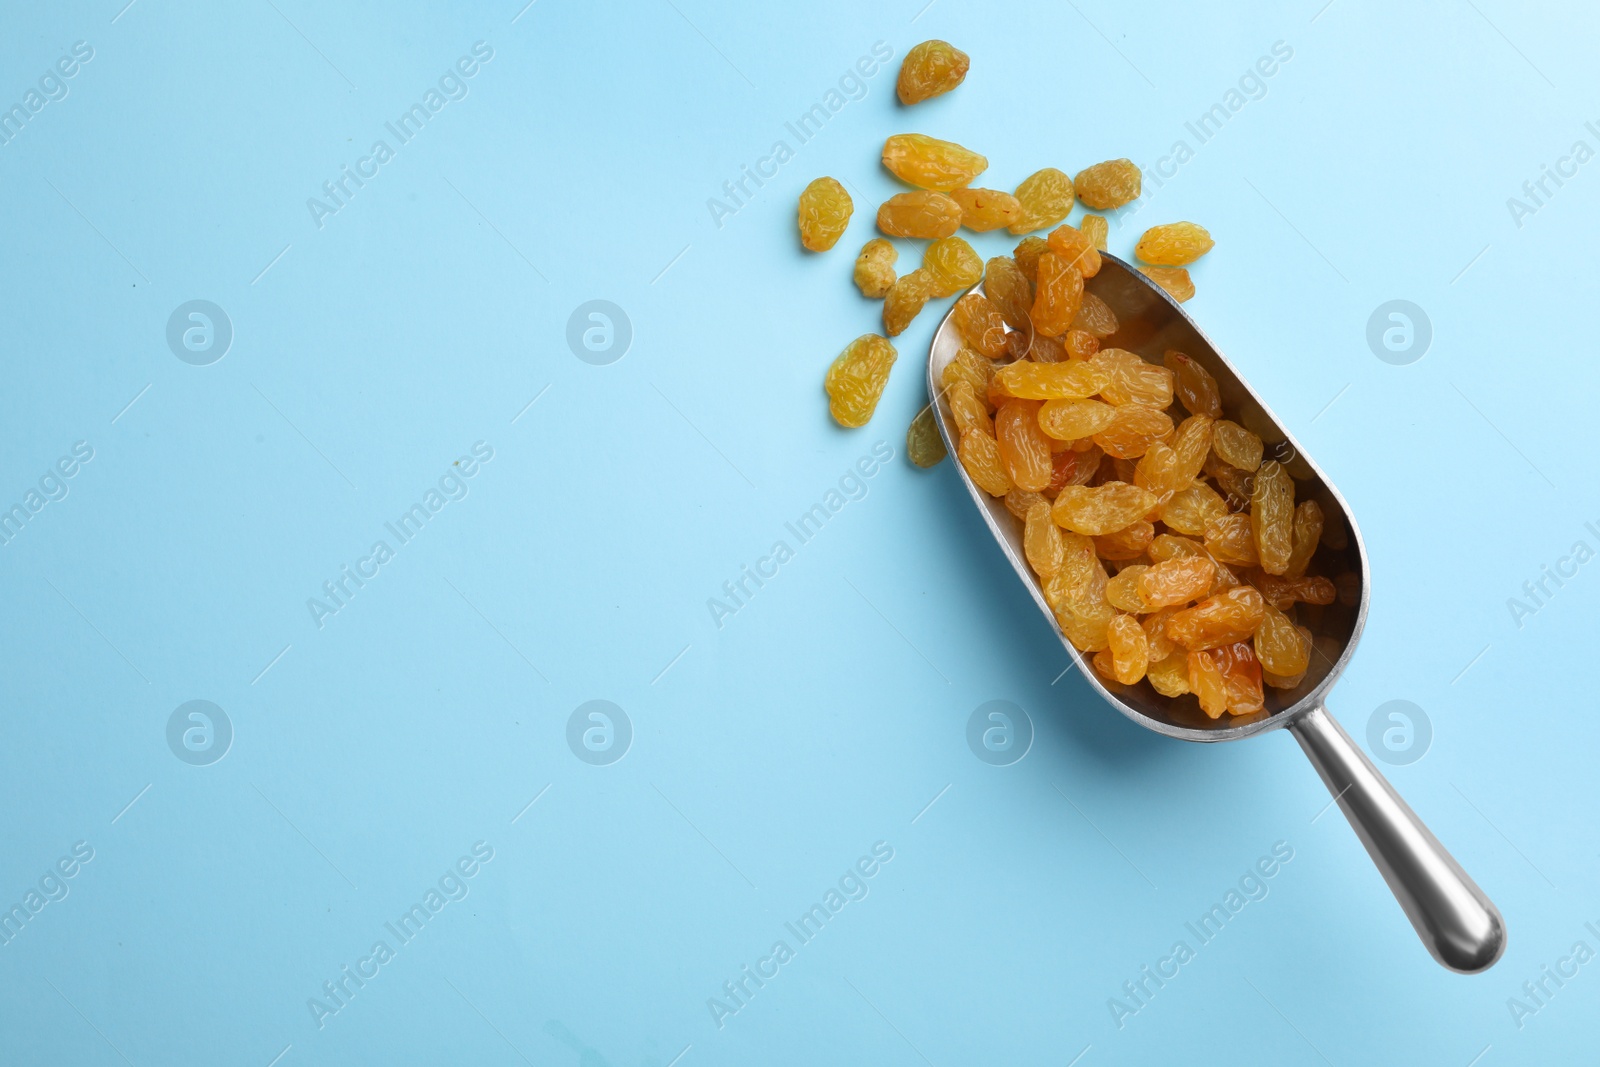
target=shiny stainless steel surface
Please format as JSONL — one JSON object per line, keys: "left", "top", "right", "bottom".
{"left": 925, "top": 252, "right": 1505, "bottom": 971}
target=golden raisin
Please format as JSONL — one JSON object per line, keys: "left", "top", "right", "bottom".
{"left": 1045, "top": 224, "right": 1102, "bottom": 277}
{"left": 1165, "top": 586, "right": 1265, "bottom": 651}
{"left": 853, "top": 238, "right": 898, "bottom": 298}
{"left": 1092, "top": 349, "right": 1175, "bottom": 407}
{"left": 1147, "top": 652, "right": 1190, "bottom": 697}
{"left": 1212, "top": 420, "right": 1263, "bottom": 471}
{"left": 993, "top": 359, "right": 1108, "bottom": 399}
{"left": 906, "top": 406, "right": 946, "bottom": 469}
{"left": 896, "top": 40, "right": 970, "bottom": 105}
{"left": 1251, "top": 461, "right": 1295, "bottom": 575}
{"left": 1095, "top": 521, "right": 1154, "bottom": 561}
{"left": 1203, "top": 514, "right": 1259, "bottom": 566}
{"left": 995, "top": 399, "right": 1054, "bottom": 492}
{"left": 1254, "top": 604, "right": 1310, "bottom": 677}
{"left": 883, "top": 268, "right": 935, "bottom": 335}
{"left": 1283, "top": 499, "right": 1324, "bottom": 579}
{"left": 1092, "top": 404, "right": 1173, "bottom": 459}
{"left": 1159, "top": 481, "right": 1229, "bottom": 536}
{"left": 1079, "top": 214, "right": 1108, "bottom": 251}
{"left": 952, "top": 187, "right": 1023, "bottom": 232}
{"left": 825, "top": 334, "right": 897, "bottom": 427}
{"left": 1030, "top": 252, "right": 1084, "bottom": 337}
{"left": 950, "top": 293, "right": 1008, "bottom": 359}
{"left": 1216, "top": 641, "right": 1265, "bottom": 715}
{"left": 1071, "top": 293, "right": 1119, "bottom": 338}
{"left": 1064, "top": 329, "right": 1099, "bottom": 360}
{"left": 1007, "top": 167, "right": 1075, "bottom": 234}
{"left": 1141, "top": 266, "right": 1195, "bottom": 302}
{"left": 1012, "top": 236, "right": 1048, "bottom": 281}
{"left": 1073, "top": 158, "right": 1141, "bottom": 209}
{"left": 923, "top": 236, "right": 983, "bottom": 296}
{"left": 940, "top": 346, "right": 993, "bottom": 400}
{"left": 1038, "top": 398, "right": 1115, "bottom": 440}
{"left": 1105, "top": 566, "right": 1150, "bottom": 612}
{"left": 1135, "top": 222, "right": 1214, "bottom": 266}
{"left": 1107, "top": 614, "right": 1149, "bottom": 684}
{"left": 983, "top": 256, "right": 1034, "bottom": 330}
{"left": 1024, "top": 502, "right": 1064, "bottom": 577}
{"left": 798, "top": 177, "right": 853, "bottom": 251}
{"left": 1188, "top": 650, "right": 1229, "bottom": 718}
{"left": 1164, "top": 351, "right": 1221, "bottom": 418}
{"left": 881, "top": 134, "right": 988, "bottom": 191}
{"left": 877, "top": 191, "right": 962, "bottom": 238}
{"left": 1138, "top": 556, "right": 1216, "bottom": 610}
{"left": 958, "top": 428, "right": 1013, "bottom": 495}
{"left": 1005, "top": 488, "right": 1048, "bottom": 522}
{"left": 1051, "top": 482, "right": 1157, "bottom": 536}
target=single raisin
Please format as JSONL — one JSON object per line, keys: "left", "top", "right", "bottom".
{"left": 825, "top": 334, "right": 898, "bottom": 427}
{"left": 1079, "top": 213, "right": 1109, "bottom": 251}
{"left": 1141, "top": 266, "right": 1194, "bottom": 302}
{"left": 1095, "top": 521, "right": 1155, "bottom": 561}
{"left": 1024, "top": 502, "right": 1065, "bottom": 577}
{"left": 1211, "top": 419, "right": 1263, "bottom": 472}
{"left": 906, "top": 405, "right": 947, "bottom": 468}
{"left": 1106, "top": 566, "right": 1150, "bottom": 612}
{"left": 1068, "top": 293, "right": 1117, "bottom": 340}
{"left": 1138, "top": 556, "right": 1216, "bottom": 611}
{"left": 1135, "top": 222, "right": 1214, "bottom": 266}
{"left": 923, "top": 236, "right": 983, "bottom": 296}
{"left": 1074, "top": 159, "right": 1141, "bottom": 209}
{"left": 1254, "top": 604, "right": 1310, "bottom": 677}
{"left": 1007, "top": 167, "right": 1075, "bottom": 234}
{"left": 1164, "top": 350, "right": 1221, "bottom": 418}
{"left": 1013, "top": 235, "right": 1048, "bottom": 281}
{"left": 853, "top": 238, "right": 898, "bottom": 298}
{"left": 1203, "top": 514, "right": 1259, "bottom": 566}
{"left": 1038, "top": 398, "right": 1116, "bottom": 440}
{"left": 798, "top": 177, "right": 853, "bottom": 251}
{"left": 883, "top": 268, "right": 936, "bottom": 335}
{"left": 950, "top": 293, "right": 1008, "bottom": 359}
{"left": 1051, "top": 481, "right": 1158, "bottom": 536}
{"left": 1159, "top": 481, "right": 1229, "bottom": 535}
{"left": 1108, "top": 614, "right": 1150, "bottom": 684}
{"left": 1092, "top": 349, "right": 1175, "bottom": 407}
{"left": 1165, "top": 586, "right": 1266, "bottom": 651}
{"left": 1045, "top": 224, "right": 1102, "bottom": 277}
{"left": 993, "top": 360, "right": 1108, "bottom": 399}
{"left": 995, "top": 399, "right": 1054, "bottom": 491}
{"left": 1092, "top": 403, "right": 1174, "bottom": 459}
{"left": 941, "top": 346, "right": 993, "bottom": 401}
{"left": 897, "top": 40, "right": 970, "bottom": 105}
{"left": 882, "top": 133, "right": 988, "bottom": 191}
{"left": 1251, "top": 460, "right": 1295, "bottom": 575}
{"left": 1064, "top": 329, "right": 1100, "bottom": 360}
{"left": 1283, "top": 500, "right": 1323, "bottom": 579}
{"left": 958, "top": 428, "right": 1013, "bottom": 495}
{"left": 1030, "top": 252, "right": 1084, "bottom": 337}
{"left": 953, "top": 187, "right": 1023, "bottom": 232}
{"left": 877, "top": 191, "right": 962, "bottom": 238}
{"left": 983, "top": 255, "right": 1034, "bottom": 330}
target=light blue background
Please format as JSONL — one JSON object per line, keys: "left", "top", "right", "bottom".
{"left": 1, "top": 0, "right": 1595, "bottom": 1063}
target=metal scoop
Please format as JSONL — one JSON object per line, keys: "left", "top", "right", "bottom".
{"left": 926, "top": 252, "right": 1506, "bottom": 973}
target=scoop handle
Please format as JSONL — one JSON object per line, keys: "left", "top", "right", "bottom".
{"left": 1289, "top": 704, "right": 1506, "bottom": 972}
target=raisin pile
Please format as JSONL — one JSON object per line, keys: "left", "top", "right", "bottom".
{"left": 800, "top": 39, "right": 1212, "bottom": 438}
{"left": 803, "top": 42, "right": 1340, "bottom": 720}
{"left": 941, "top": 283, "right": 1352, "bottom": 718}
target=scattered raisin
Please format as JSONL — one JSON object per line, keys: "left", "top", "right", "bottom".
{"left": 897, "top": 40, "right": 970, "bottom": 105}
{"left": 826, "top": 334, "right": 897, "bottom": 427}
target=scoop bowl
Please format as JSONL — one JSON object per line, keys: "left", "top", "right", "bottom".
{"left": 925, "top": 252, "right": 1505, "bottom": 973}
